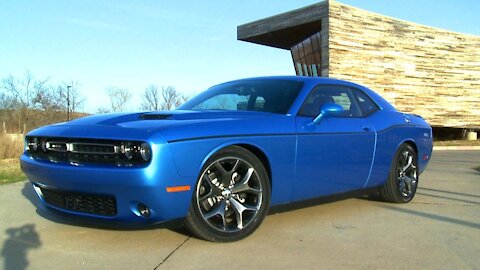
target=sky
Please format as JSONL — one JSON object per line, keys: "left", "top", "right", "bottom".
{"left": 0, "top": 0, "right": 479, "bottom": 113}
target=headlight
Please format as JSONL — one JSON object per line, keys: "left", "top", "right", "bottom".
{"left": 28, "top": 137, "right": 39, "bottom": 152}
{"left": 140, "top": 143, "right": 151, "bottom": 161}
{"left": 120, "top": 141, "right": 151, "bottom": 163}
{"left": 40, "top": 139, "right": 48, "bottom": 152}
{"left": 122, "top": 142, "right": 133, "bottom": 160}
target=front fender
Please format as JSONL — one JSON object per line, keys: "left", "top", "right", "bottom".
{"left": 165, "top": 135, "right": 296, "bottom": 206}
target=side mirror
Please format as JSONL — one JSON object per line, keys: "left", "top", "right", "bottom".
{"left": 312, "top": 103, "right": 344, "bottom": 124}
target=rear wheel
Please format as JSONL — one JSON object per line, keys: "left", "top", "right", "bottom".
{"left": 380, "top": 143, "right": 418, "bottom": 203}
{"left": 185, "top": 146, "right": 270, "bottom": 242}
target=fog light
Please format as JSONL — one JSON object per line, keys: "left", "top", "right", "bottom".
{"left": 137, "top": 203, "right": 151, "bottom": 217}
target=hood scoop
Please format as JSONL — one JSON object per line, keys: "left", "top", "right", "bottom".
{"left": 139, "top": 113, "right": 173, "bottom": 120}
{"left": 138, "top": 110, "right": 272, "bottom": 121}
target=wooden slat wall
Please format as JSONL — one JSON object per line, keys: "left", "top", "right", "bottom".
{"left": 328, "top": 1, "right": 480, "bottom": 128}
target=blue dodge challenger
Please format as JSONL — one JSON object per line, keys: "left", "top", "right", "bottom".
{"left": 21, "top": 76, "right": 432, "bottom": 242}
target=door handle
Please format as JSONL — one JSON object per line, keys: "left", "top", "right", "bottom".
{"left": 362, "top": 125, "right": 373, "bottom": 132}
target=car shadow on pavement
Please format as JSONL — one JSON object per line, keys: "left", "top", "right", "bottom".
{"left": 415, "top": 192, "right": 480, "bottom": 205}
{"left": 418, "top": 187, "right": 480, "bottom": 199}
{"left": 21, "top": 182, "right": 39, "bottom": 208}
{"left": 1, "top": 224, "right": 41, "bottom": 270}
{"left": 20, "top": 182, "right": 187, "bottom": 233}
{"left": 379, "top": 205, "right": 480, "bottom": 229}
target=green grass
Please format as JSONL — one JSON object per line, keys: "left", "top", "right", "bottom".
{"left": 0, "top": 159, "right": 26, "bottom": 185}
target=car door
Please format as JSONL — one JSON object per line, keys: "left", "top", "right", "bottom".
{"left": 293, "top": 84, "right": 376, "bottom": 201}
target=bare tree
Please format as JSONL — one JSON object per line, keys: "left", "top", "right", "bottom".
{"left": 160, "top": 86, "right": 180, "bottom": 110}
{"left": 179, "top": 94, "right": 190, "bottom": 105}
{"left": 32, "top": 87, "right": 59, "bottom": 111}
{"left": 140, "top": 84, "right": 161, "bottom": 111}
{"left": 55, "top": 81, "right": 85, "bottom": 113}
{"left": 0, "top": 72, "right": 89, "bottom": 132}
{"left": 1, "top": 71, "right": 49, "bottom": 109}
{"left": 106, "top": 87, "right": 131, "bottom": 112}
{"left": 0, "top": 92, "right": 15, "bottom": 109}
{"left": 141, "top": 85, "right": 185, "bottom": 111}
{"left": 1, "top": 72, "right": 51, "bottom": 131}
{"left": 1, "top": 73, "right": 85, "bottom": 114}
{"left": 96, "top": 107, "right": 111, "bottom": 114}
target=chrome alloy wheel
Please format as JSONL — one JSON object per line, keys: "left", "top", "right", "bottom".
{"left": 195, "top": 157, "right": 263, "bottom": 232}
{"left": 397, "top": 150, "right": 418, "bottom": 198}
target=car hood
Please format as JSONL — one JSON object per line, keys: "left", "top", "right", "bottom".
{"left": 27, "top": 110, "right": 296, "bottom": 143}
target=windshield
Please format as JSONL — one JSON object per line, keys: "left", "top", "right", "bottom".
{"left": 179, "top": 79, "right": 303, "bottom": 114}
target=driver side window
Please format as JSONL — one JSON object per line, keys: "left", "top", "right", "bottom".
{"left": 299, "top": 85, "right": 361, "bottom": 117}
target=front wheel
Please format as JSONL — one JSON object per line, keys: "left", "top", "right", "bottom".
{"left": 185, "top": 146, "right": 270, "bottom": 242}
{"left": 380, "top": 143, "right": 419, "bottom": 203}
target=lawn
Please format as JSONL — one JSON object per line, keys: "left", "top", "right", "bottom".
{"left": 0, "top": 158, "right": 26, "bottom": 185}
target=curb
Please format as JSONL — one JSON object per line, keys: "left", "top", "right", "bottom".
{"left": 433, "top": 146, "right": 480, "bottom": 151}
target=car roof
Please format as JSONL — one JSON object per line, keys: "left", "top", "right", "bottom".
{"left": 228, "top": 75, "right": 346, "bottom": 84}
{"left": 225, "top": 76, "right": 374, "bottom": 90}
{"left": 223, "top": 76, "right": 396, "bottom": 113}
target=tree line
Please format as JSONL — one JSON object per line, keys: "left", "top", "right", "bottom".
{"left": 98, "top": 85, "right": 189, "bottom": 113}
{"left": 0, "top": 71, "right": 190, "bottom": 133}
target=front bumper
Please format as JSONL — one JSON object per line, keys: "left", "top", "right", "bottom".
{"left": 20, "top": 154, "right": 195, "bottom": 224}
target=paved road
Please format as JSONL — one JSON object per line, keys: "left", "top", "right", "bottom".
{"left": 1, "top": 151, "right": 479, "bottom": 270}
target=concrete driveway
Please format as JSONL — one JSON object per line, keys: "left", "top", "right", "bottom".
{"left": 1, "top": 151, "right": 479, "bottom": 270}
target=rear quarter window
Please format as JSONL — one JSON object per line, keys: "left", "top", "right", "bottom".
{"left": 351, "top": 89, "right": 379, "bottom": 116}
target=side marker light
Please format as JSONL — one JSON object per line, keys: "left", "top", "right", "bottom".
{"left": 166, "top": 186, "right": 191, "bottom": 193}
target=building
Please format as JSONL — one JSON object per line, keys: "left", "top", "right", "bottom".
{"left": 237, "top": 0, "right": 480, "bottom": 135}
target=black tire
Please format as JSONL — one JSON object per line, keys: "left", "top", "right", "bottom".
{"left": 185, "top": 146, "right": 271, "bottom": 242}
{"left": 380, "top": 143, "right": 419, "bottom": 203}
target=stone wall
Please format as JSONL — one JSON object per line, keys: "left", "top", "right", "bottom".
{"left": 328, "top": 1, "right": 480, "bottom": 128}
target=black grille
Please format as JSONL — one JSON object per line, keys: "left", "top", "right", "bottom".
{"left": 72, "top": 143, "right": 115, "bottom": 154}
{"left": 40, "top": 187, "right": 117, "bottom": 216}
